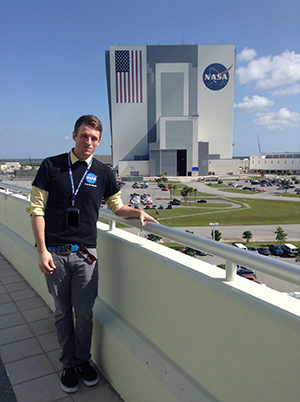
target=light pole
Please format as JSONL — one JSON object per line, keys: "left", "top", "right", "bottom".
{"left": 209, "top": 222, "right": 219, "bottom": 265}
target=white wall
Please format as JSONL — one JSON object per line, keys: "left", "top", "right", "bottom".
{"left": 208, "top": 158, "right": 241, "bottom": 175}
{"left": 198, "top": 45, "right": 235, "bottom": 158}
{"left": 1, "top": 191, "right": 299, "bottom": 402}
{"left": 250, "top": 155, "right": 300, "bottom": 171}
{"left": 118, "top": 160, "right": 149, "bottom": 177}
{"left": 109, "top": 46, "right": 148, "bottom": 168}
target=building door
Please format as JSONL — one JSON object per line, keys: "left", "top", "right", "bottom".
{"left": 177, "top": 150, "right": 186, "bottom": 176}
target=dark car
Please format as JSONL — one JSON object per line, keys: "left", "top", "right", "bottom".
{"left": 269, "top": 245, "right": 284, "bottom": 256}
{"left": 195, "top": 250, "right": 207, "bottom": 256}
{"left": 257, "top": 247, "right": 270, "bottom": 256}
{"left": 171, "top": 199, "right": 181, "bottom": 205}
{"left": 247, "top": 247, "right": 258, "bottom": 253}
{"left": 237, "top": 266, "right": 258, "bottom": 282}
{"left": 197, "top": 199, "right": 207, "bottom": 203}
{"left": 166, "top": 204, "right": 173, "bottom": 209}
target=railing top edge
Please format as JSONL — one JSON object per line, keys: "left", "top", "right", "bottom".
{"left": 98, "top": 209, "right": 300, "bottom": 287}
{"left": 0, "top": 182, "right": 31, "bottom": 194}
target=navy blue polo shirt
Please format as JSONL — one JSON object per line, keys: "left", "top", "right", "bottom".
{"left": 32, "top": 152, "right": 119, "bottom": 247}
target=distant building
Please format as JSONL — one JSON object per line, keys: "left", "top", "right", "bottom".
{"left": 106, "top": 44, "right": 235, "bottom": 177}
{"left": 208, "top": 158, "right": 249, "bottom": 176}
{"left": 0, "top": 162, "right": 21, "bottom": 174}
{"left": 250, "top": 152, "right": 300, "bottom": 174}
{"left": 94, "top": 155, "right": 112, "bottom": 166}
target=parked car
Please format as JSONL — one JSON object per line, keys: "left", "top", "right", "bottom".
{"left": 281, "top": 243, "right": 297, "bottom": 257}
{"left": 237, "top": 266, "right": 258, "bottom": 282}
{"left": 161, "top": 187, "right": 168, "bottom": 191}
{"left": 269, "top": 245, "right": 284, "bottom": 256}
{"left": 233, "top": 243, "right": 248, "bottom": 250}
{"left": 197, "top": 199, "right": 207, "bottom": 203}
{"left": 171, "top": 199, "right": 181, "bottom": 205}
{"left": 158, "top": 205, "right": 164, "bottom": 209}
{"left": 166, "top": 204, "right": 173, "bottom": 209}
{"left": 144, "top": 205, "right": 151, "bottom": 210}
{"left": 195, "top": 250, "right": 207, "bottom": 256}
{"left": 247, "top": 247, "right": 258, "bottom": 253}
{"left": 257, "top": 247, "right": 270, "bottom": 256}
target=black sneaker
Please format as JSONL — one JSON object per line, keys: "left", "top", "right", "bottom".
{"left": 77, "top": 361, "right": 99, "bottom": 387}
{"left": 60, "top": 367, "right": 79, "bottom": 393}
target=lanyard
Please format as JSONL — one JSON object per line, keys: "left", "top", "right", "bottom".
{"left": 68, "top": 153, "right": 93, "bottom": 205}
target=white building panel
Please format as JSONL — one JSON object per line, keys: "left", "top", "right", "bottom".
{"left": 109, "top": 46, "right": 148, "bottom": 168}
{"left": 197, "top": 45, "right": 235, "bottom": 158}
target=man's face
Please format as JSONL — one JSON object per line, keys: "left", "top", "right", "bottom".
{"left": 72, "top": 124, "right": 101, "bottom": 160}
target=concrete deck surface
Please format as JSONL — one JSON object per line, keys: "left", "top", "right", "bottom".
{"left": 0, "top": 253, "right": 123, "bottom": 402}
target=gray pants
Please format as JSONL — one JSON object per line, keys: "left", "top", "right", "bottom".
{"left": 45, "top": 249, "right": 98, "bottom": 368}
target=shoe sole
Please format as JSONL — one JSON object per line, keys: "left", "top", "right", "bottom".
{"left": 80, "top": 375, "right": 99, "bottom": 387}
{"left": 60, "top": 383, "right": 79, "bottom": 393}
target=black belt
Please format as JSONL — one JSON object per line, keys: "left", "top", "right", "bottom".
{"left": 47, "top": 245, "right": 79, "bottom": 253}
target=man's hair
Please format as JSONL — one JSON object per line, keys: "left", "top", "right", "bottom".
{"left": 74, "top": 115, "right": 103, "bottom": 136}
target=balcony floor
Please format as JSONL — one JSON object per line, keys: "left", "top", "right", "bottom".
{"left": 0, "top": 253, "right": 123, "bottom": 402}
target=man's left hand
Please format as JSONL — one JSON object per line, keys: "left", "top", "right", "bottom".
{"left": 138, "top": 210, "right": 159, "bottom": 227}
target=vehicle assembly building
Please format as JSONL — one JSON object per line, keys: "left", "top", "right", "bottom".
{"left": 106, "top": 44, "right": 235, "bottom": 177}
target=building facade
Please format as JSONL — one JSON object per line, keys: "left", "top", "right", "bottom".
{"left": 106, "top": 45, "right": 235, "bottom": 176}
{"left": 250, "top": 153, "right": 300, "bottom": 173}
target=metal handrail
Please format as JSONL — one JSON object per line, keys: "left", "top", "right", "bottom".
{"left": 1, "top": 182, "right": 300, "bottom": 286}
{"left": 0, "top": 182, "right": 31, "bottom": 196}
{"left": 98, "top": 209, "right": 300, "bottom": 286}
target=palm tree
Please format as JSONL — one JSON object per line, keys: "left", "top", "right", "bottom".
{"left": 193, "top": 188, "right": 197, "bottom": 203}
{"left": 187, "top": 187, "right": 193, "bottom": 205}
{"left": 172, "top": 184, "right": 177, "bottom": 197}
{"left": 242, "top": 230, "right": 253, "bottom": 243}
{"left": 167, "top": 183, "right": 174, "bottom": 199}
{"left": 180, "top": 187, "right": 189, "bottom": 203}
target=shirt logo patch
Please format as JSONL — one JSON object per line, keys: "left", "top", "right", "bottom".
{"left": 86, "top": 173, "right": 98, "bottom": 184}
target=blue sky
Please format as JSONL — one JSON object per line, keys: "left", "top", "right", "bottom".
{"left": 0, "top": 0, "right": 299, "bottom": 159}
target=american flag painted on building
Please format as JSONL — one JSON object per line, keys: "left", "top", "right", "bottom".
{"left": 115, "top": 50, "right": 143, "bottom": 103}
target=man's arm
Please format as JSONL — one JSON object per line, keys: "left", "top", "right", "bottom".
{"left": 115, "top": 205, "right": 158, "bottom": 227}
{"left": 30, "top": 214, "right": 56, "bottom": 274}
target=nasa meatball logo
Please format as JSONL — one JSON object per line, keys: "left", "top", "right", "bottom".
{"left": 203, "top": 63, "right": 233, "bottom": 91}
{"left": 86, "top": 173, "right": 98, "bottom": 184}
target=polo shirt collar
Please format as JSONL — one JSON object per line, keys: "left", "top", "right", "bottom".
{"left": 70, "top": 149, "right": 93, "bottom": 165}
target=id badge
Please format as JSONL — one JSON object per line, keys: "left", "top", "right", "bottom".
{"left": 66, "top": 207, "right": 80, "bottom": 227}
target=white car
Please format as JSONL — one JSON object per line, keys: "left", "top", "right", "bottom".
{"left": 233, "top": 243, "right": 247, "bottom": 250}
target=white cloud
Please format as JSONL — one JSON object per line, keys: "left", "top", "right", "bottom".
{"left": 254, "top": 107, "right": 300, "bottom": 130}
{"left": 272, "top": 84, "right": 300, "bottom": 97}
{"left": 237, "top": 51, "right": 300, "bottom": 89}
{"left": 64, "top": 136, "right": 70, "bottom": 140}
{"left": 235, "top": 95, "right": 273, "bottom": 111}
{"left": 237, "top": 47, "right": 257, "bottom": 62}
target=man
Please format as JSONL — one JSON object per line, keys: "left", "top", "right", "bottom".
{"left": 27, "top": 115, "right": 158, "bottom": 393}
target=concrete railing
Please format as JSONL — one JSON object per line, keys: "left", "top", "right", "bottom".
{"left": 0, "top": 186, "right": 300, "bottom": 402}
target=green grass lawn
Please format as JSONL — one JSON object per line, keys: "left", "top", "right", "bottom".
{"left": 181, "top": 202, "right": 233, "bottom": 208}
{"left": 145, "top": 198, "right": 300, "bottom": 226}
{"left": 220, "top": 188, "right": 260, "bottom": 194}
{"left": 275, "top": 193, "right": 300, "bottom": 198}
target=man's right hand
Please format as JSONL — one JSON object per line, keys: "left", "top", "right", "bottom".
{"left": 38, "top": 250, "right": 56, "bottom": 274}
